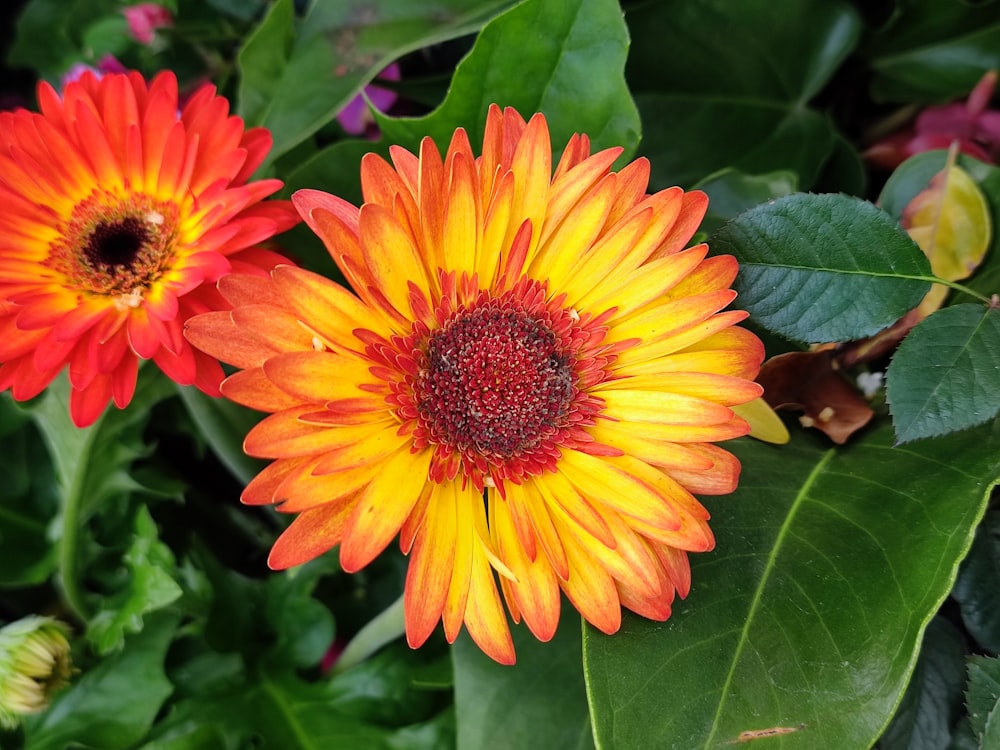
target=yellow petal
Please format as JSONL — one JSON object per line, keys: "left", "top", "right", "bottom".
{"left": 600, "top": 388, "right": 736, "bottom": 426}
{"left": 558, "top": 450, "right": 681, "bottom": 531}
{"left": 358, "top": 202, "right": 432, "bottom": 317}
{"left": 732, "top": 397, "right": 790, "bottom": 445}
{"left": 339, "top": 447, "right": 432, "bottom": 573}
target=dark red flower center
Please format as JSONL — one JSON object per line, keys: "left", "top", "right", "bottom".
{"left": 415, "top": 304, "right": 575, "bottom": 460}
{"left": 359, "top": 276, "right": 620, "bottom": 491}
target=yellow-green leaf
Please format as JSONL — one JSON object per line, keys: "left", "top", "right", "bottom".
{"left": 903, "top": 164, "right": 992, "bottom": 316}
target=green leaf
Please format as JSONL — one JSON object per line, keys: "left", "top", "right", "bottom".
{"left": 624, "top": 0, "right": 860, "bottom": 190}
{"left": 0, "top": 415, "right": 59, "bottom": 587}
{"left": 266, "top": 567, "right": 335, "bottom": 669}
{"left": 28, "top": 371, "right": 176, "bottom": 622}
{"left": 143, "top": 662, "right": 452, "bottom": 750}
{"left": 869, "top": 23, "right": 1000, "bottom": 102}
{"left": 953, "top": 510, "right": 1000, "bottom": 653}
{"left": 886, "top": 304, "right": 1000, "bottom": 443}
{"left": 23, "top": 614, "right": 177, "bottom": 750}
{"left": 878, "top": 617, "right": 968, "bottom": 749}
{"left": 584, "top": 423, "right": 1000, "bottom": 749}
{"left": 694, "top": 168, "right": 799, "bottom": 236}
{"left": 328, "top": 644, "right": 450, "bottom": 727}
{"left": 86, "top": 506, "right": 183, "bottom": 655}
{"left": 237, "top": 0, "right": 515, "bottom": 165}
{"left": 635, "top": 96, "right": 838, "bottom": 190}
{"left": 8, "top": 0, "right": 118, "bottom": 77}
{"left": 377, "top": 0, "right": 640, "bottom": 159}
{"left": 453, "top": 613, "right": 594, "bottom": 750}
{"left": 709, "top": 193, "right": 933, "bottom": 344}
{"left": 967, "top": 655, "right": 1000, "bottom": 741}
{"left": 625, "top": 0, "right": 860, "bottom": 102}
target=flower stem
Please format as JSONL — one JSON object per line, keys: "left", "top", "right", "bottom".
{"left": 56, "top": 428, "right": 95, "bottom": 624}
{"left": 332, "top": 593, "right": 406, "bottom": 673}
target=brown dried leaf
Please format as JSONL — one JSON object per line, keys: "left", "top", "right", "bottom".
{"left": 758, "top": 351, "right": 874, "bottom": 444}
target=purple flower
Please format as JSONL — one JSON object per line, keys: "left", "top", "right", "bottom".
{"left": 337, "top": 63, "right": 401, "bottom": 139}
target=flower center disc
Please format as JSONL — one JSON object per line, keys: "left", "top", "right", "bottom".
{"left": 83, "top": 217, "right": 150, "bottom": 272}
{"left": 415, "top": 305, "right": 575, "bottom": 460}
{"left": 46, "top": 192, "right": 179, "bottom": 297}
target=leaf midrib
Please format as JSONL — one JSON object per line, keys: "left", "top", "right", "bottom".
{"left": 739, "top": 262, "right": 935, "bottom": 284}
{"left": 701, "top": 448, "right": 836, "bottom": 747}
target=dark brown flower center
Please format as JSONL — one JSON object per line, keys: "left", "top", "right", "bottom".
{"left": 83, "top": 217, "right": 150, "bottom": 273}
{"left": 415, "top": 304, "right": 575, "bottom": 459}
{"left": 45, "top": 191, "right": 179, "bottom": 299}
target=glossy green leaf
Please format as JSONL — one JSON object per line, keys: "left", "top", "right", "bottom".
{"left": 886, "top": 304, "right": 1000, "bottom": 443}
{"left": 23, "top": 614, "right": 177, "bottom": 750}
{"left": 237, "top": 0, "right": 514, "bottom": 165}
{"left": 328, "top": 644, "right": 451, "bottom": 727}
{"left": 453, "top": 613, "right": 594, "bottom": 750}
{"left": 584, "top": 423, "right": 1000, "bottom": 749}
{"left": 8, "top": 0, "right": 118, "bottom": 77}
{"left": 377, "top": 0, "right": 640, "bottom": 159}
{"left": 87, "top": 507, "right": 183, "bottom": 655}
{"left": 710, "top": 193, "right": 933, "bottom": 343}
{"left": 879, "top": 617, "right": 968, "bottom": 750}
{"left": 26, "top": 371, "right": 176, "bottom": 626}
{"left": 953, "top": 510, "right": 1000, "bottom": 653}
{"left": 266, "top": 568, "right": 335, "bottom": 669}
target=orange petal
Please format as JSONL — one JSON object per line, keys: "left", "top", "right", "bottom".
{"left": 442, "top": 482, "right": 476, "bottom": 642}
{"left": 665, "top": 443, "right": 742, "bottom": 496}
{"left": 268, "top": 502, "right": 353, "bottom": 569}
{"left": 405, "top": 482, "right": 456, "bottom": 649}
{"left": 358, "top": 202, "right": 434, "bottom": 317}
{"left": 557, "top": 527, "right": 622, "bottom": 635}
{"left": 244, "top": 408, "right": 393, "bottom": 458}
{"left": 491, "top": 493, "right": 561, "bottom": 641}
{"left": 221, "top": 367, "right": 301, "bottom": 412}
{"left": 558, "top": 450, "right": 681, "bottom": 532}
{"left": 508, "top": 480, "right": 569, "bottom": 580}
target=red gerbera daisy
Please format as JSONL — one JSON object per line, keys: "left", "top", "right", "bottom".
{"left": 0, "top": 70, "right": 299, "bottom": 425}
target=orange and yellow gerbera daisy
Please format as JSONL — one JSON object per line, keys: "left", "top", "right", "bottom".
{"left": 185, "top": 105, "right": 764, "bottom": 664}
{"left": 0, "top": 70, "right": 299, "bottom": 426}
